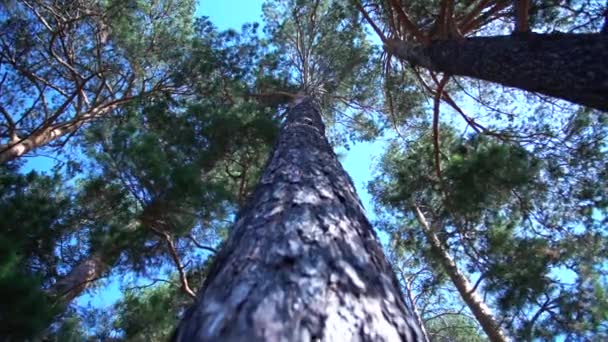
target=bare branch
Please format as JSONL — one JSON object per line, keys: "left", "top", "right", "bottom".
{"left": 188, "top": 235, "right": 218, "bottom": 254}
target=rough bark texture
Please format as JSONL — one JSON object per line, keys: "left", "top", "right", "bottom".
{"left": 385, "top": 33, "right": 608, "bottom": 111}
{"left": 413, "top": 206, "right": 510, "bottom": 342}
{"left": 174, "top": 98, "right": 424, "bottom": 341}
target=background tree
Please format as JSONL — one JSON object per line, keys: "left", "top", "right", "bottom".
{"left": 347, "top": 4, "right": 608, "bottom": 338}
{"left": 0, "top": 17, "right": 281, "bottom": 340}
{"left": 370, "top": 112, "right": 608, "bottom": 339}
{"left": 0, "top": 0, "right": 195, "bottom": 163}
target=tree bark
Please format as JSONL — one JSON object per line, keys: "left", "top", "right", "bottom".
{"left": 173, "top": 98, "right": 425, "bottom": 341}
{"left": 413, "top": 205, "right": 510, "bottom": 342}
{"left": 0, "top": 123, "right": 80, "bottom": 164}
{"left": 384, "top": 33, "right": 608, "bottom": 111}
{"left": 402, "top": 273, "right": 430, "bottom": 342}
{"left": 49, "top": 252, "right": 108, "bottom": 303}
{"left": 0, "top": 101, "right": 128, "bottom": 164}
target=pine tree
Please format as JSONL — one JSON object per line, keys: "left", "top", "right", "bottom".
{"left": 0, "top": 0, "right": 195, "bottom": 163}
{"left": 358, "top": 0, "right": 608, "bottom": 110}
{"left": 173, "top": 97, "right": 424, "bottom": 340}
{"left": 370, "top": 115, "right": 608, "bottom": 340}
{"left": 173, "top": 0, "right": 425, "bottom": 339}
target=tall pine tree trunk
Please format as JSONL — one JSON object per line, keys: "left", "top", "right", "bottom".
{"left": 174, "top": 98, "right": 424, "bottom": 341}
{"left": 413, "top": 205, "right": 509, "bottom": 342}
{"left": 385, "top": 33, "right": 608, "bottom": 111}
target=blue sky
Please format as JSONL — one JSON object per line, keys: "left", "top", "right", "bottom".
{"left": 196, "top": 1, "right": 265, "bottom": 28}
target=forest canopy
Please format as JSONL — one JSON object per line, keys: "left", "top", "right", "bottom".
{"left": 0, "top": 0, "right": 606, "bottom": 341}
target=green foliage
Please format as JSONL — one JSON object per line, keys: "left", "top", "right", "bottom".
{"left": 0, "top": 237, "right": 59, "bottom": 339}
{"left": 0, "top": 0, "right": 198, "bottom": 160}
{"left": 483, "top": 230, "right": 555, "bottom": 311}
{"left": 0, "top": 169, "right": 71, "bottom": 339}
{"left": 114, "top": 284, "right": 183, "bottom": 341}
{"left": 425, "top": 314, "right": 488, "bottom": 342}
{"left": 442, "top": 136, "right": 540, "bottom": 220}
{"left": 111, "top": 258, "right": 213, "bottom": 341}
{"left": 71, "top": 93, "right": 276, "bottom": 279}
{"left": 53, "top": 314, "right": 87, "bottom": 342}
{"left": 371, "top": 112, "right": 608, "bottom": 339}
{"left": 105, "top": 0, "right": 196, "bottom": 66}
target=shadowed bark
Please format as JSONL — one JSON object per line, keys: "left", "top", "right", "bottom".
{"left": 385, "top": 33, "right": 608, "bottom": 111}
{"left": 173, "top": 98, "right": 425, "bottom": 341}
{"left": 49, "top": 252, "right": 108, "bottom": 303}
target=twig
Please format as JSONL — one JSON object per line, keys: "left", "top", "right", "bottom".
{"left": 188, "top": 234, "right": 218, "bottom": 254}
{"left": 355, "top": 1, "right": 387, "bottom": 42}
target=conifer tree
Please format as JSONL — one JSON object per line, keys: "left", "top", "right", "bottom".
{"left": 357, "top": 0, "right": 608, "bottom": 110}
{"left": 174, "top": 1, "right": 424, "bottom": 340}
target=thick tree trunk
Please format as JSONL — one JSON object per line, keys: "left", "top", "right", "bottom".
{"left": 385, "top": 33, "right": 608, "bottom": 111}
{"left": 174, "top": 98, "right": 424, "bottom": 341}
{"left": 413, "top": 206, "right": 509, "bottom": 342}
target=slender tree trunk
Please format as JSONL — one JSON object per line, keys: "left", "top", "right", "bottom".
{"left": 402, "top": 274, "right": 430, "bottom": 342}
{"left": 0, "top": 102, "right": 126, "bottom": 164}
{"left": 174, "top": 98, "right": 425, "bottom": 341}
{"left": 49, "top": 252, "right": 108, "bottom": 303}
{"left": 413, "top": 205, "right": 509, "bottom": 342}
{"left": 385, "top": 33, "right": 608, "bottom": 111}
{"left": 0, "top": 123, "right": 79, "bottom": 164}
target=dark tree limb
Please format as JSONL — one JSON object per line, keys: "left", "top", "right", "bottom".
{"left": 385, "top": 33, "right": 608, "bottom": 111}
{"left": 514, "top": 0, "right": 530, "bottom": 33}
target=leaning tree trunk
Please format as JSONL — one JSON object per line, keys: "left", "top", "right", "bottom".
{"left": 48, "top": 199, "right": 166, "bottom": 304}
{"left": 0, "top": 123, "right": 79, "bottom": 165}
{"left": 0, "top": 101, "right": 127, "bottom": 164}
{"left": 49, "top": 251, "right": 109, "bottom": 303}
{"left": 385, "top": 33, "right": 608, "bottom": 111}
{"left": 413, "top": 205, "right": 510, "bottom": 342}
{"left": 173, "top": 97, "right": 424, "bottom": 341}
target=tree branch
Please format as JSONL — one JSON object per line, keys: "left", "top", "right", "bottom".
{"left": 432, "top": 75, "right": 449, "bottom": 181}
{"left": 188, "top": 235, "right": 218, "bottom": 254}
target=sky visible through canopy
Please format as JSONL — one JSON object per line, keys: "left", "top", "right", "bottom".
{"left": 69, "top": 0, "right": 389, "bottom": 310}
{"left": 195, "top": 0, "right": 384, "bottom": 219}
